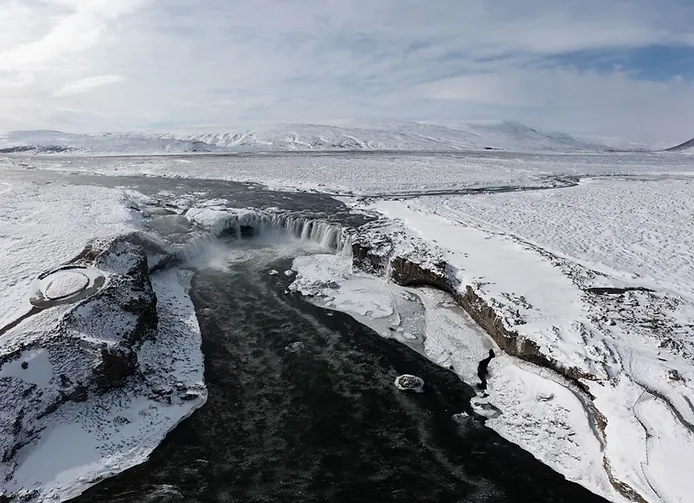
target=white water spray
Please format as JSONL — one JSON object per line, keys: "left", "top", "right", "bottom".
{"left": 167, "top": 208, "right": 353, "bottom": 267}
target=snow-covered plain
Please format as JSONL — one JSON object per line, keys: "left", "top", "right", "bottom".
{"left": 4, "top": 149, "right": 692, "bottom": 197}
{"left": 418, "top": 178, "right": 694, "bottom": 298}
{"left": 0, "top": 181, "right": 206, "bottom": 501}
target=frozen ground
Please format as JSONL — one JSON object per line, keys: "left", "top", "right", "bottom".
{"left": 0, "top": 181, "right": 206, "bottom": 501}
{"left": 0, "top": 151, "right": 692, "bottom": 198}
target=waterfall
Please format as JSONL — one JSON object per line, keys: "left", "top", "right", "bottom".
{"left": 163, "top": 208, "right": 353, "bottom": 269}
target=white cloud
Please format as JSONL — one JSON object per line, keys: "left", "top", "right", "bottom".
{"left": 54, "top": 74, "right": 126, "bottom": 97}
{"left": 0, "top": 0, "right": 693, "bottom": 144}
{"left": 0, "top": 0, "right": 147, "bottom": 74}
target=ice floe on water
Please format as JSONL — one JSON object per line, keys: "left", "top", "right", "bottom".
{"left": 394, "top": 374, "right": 425, "bottom": 393}
{"left": 289, "top": 253, "right": 427, "bottom": 354}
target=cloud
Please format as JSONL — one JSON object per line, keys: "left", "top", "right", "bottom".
{"left": 54, "top": 74, "right": 127, "bottom": 97}
{"left": 415, "top": 68, "right": 694, "bottom": 144}
{"left": 0, "top": 0, "right": 148, "bottom": 74}
{"left": 0, "top": 0, "right": 693, "bottom": 144}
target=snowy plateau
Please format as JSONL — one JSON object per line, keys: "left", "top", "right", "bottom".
{"left": 0, "top": 123, "right": 693, "bottom": 503}
{"left": 0, "top": 121, "right": 610, "bottom": 155}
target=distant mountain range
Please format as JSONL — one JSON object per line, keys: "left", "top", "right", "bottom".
{"left": 665, "top": 136, "right": 694, "bottom": 152}
{"left": 0, "top": 121, "right": 611, "bottom": 155}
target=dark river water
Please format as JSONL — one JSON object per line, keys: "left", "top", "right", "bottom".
{"left": 73, "top": 246, "right": 606, "bottom": 503}
{"left": 1, "top": 166, "right": 608, "bottom": 502}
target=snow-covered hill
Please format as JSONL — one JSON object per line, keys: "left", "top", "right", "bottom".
{"left": 0, "top": 130, "right": 222, "bottom": 155}
{"left": 666, "top": 136, "right": 694, "bottom": 151}
{"left": 0, "top": 122, "right": 608, "bottom": 155}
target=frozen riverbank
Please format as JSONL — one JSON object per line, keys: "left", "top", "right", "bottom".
{"left": 334, "top": 175, "right": 694, "bottom": 503}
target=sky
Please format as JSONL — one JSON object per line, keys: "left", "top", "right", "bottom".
{"left": 0, "top": 0, "right": 693, "bottom": 145}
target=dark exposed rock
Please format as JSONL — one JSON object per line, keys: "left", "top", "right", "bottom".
{"left": 69, "top": 385, "right": 89, "bottom": 403}
{"left": 352, "top": 238, "right": 393, "bottom": 275}
{"left": 96, "top": 346, "right": 139, "bottom": 390}
{"left": 180, "top": 391, "right": 200, "bottom": 401}
{"left": 586, "top": 286, "right": 654, "bottom": 295}
{"left": 0, "top": 145, "right": 72, "bottom": 154}
{"left": 370, "top": 246, "right": 595, "bottom": 393}
{"left": 668, "top": 369, "right": 685, "bottom": 382}
{"left": 603, "top": 458, "right": 648, "bottom": 503}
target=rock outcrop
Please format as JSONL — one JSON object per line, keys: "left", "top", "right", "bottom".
{"left": 0, "top": 235, "right": 158, "bottom": 466}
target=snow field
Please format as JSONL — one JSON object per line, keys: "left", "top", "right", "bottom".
{"left": 0, "top": 181, "right": 141, "bottom": 326}
{"left": 420, "top": 177, "right": 694, "bottom": 299}
{"left": 4, "top": 150, "right": 694, "bottom": 197}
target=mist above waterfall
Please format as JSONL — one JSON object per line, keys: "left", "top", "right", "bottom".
{"left": 167, "top": 208, "right": 353, "bottom": 270}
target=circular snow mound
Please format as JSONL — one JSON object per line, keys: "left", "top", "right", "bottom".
{"left": 30, "top": 266, "right": 107, "bottom": 309}
{"left": 394, "top": 374, "right": 425, "bottom": 393}
{"left": 42, "top": 270, "right": 90, "bottom": 300}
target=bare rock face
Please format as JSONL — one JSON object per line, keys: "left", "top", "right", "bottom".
{"left": 351, "top": 234, "right": 393, "bottom": 275}
{"left": 0, "top": 234, "right": 158, "bottom": 465}
{"left": 97, "top": 347, "right": 139, "bottom": 390}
